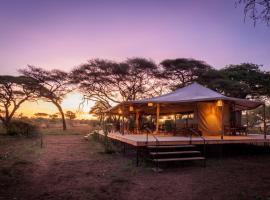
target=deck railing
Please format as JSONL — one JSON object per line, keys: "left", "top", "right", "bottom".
{"left": 188, "top": 128, "right": 206, "bottom": 158}
{"left": 145, "top": 127, "right": 159, "bottom": 147}
{"left": 145, "top": 127, "right": 160, "bottom": 169}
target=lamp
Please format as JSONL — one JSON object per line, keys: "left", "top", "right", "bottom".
{"left": 129, "top": 106, "right": 134, "bottom": 112}
{"left": 217, "top": 99, "right": 223, "bottom": 107}
{"left": 148, "top": 102, "right": 153, "bottom": 107}
{"left": 118, "top": 109, "right": 122, "bottom": 114}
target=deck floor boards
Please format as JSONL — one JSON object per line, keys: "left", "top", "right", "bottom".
{"left": 101, "top": 131, "right": 270, "bottom": 146}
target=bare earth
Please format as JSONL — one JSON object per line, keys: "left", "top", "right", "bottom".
{"left": 1, "top": 135, "right": 270, "bottom": 200}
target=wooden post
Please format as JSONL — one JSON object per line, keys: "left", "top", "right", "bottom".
{"left": 156, "top": 104, "right": 160, "bottom": 133}
{"left": 121, "top": 105, "right": 125, "bottom": 135}
{"left": 136, "top": 110, "right": 139, "bottom": 134}
{"left": 221, "top": 101, "right": 224, "bottom": 140}
{"left": 174, "top": 114, "right": 177, "bottom": 134}
{"left": 263, "top": 104, "right": 266, "bottom": 139}
{"left": 246, "top": 110, "right": 249, "bottom": 133}
{"left": 136, "top": 147, "right": 140, "bottom": 167}
{"left": 122, "top": 115, "right": 125, "bottom": 135}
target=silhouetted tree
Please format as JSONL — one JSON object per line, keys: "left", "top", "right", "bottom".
{"left": 89, "top": 100, "right": 111, "bottom": 123}
{"left": 65, "top": 111, "right": 76, "bottom": 120}
{"left": 19, "top": 66, "right": 71, "bottom": 130}
{"left": 49, "top": 113, "right": 59, "bottom": 121}
{"left": 198, "top": 63, "right": 270, "bottom": 99}
{"left": 0, "top": 76, "right": 36, "bottom": 128}
{"left": 237, "top": 0, "right": 270, "bottom": 25}
{"left": 159, "top": 58, "right": 212, "bottom": 90}
{"left": 70, "top": 58, "right": 163, "bottom": 105}
{"left": 34, "top": 112, "right": 49, "bottom": 118}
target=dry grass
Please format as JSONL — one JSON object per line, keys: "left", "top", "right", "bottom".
{"left": 38, "top": 125, "right": 92, "bottom": 135}
{"left": 1, "top": 132, "right": 270, "bottom": 200}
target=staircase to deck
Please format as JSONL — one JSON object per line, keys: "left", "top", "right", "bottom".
{"left": 147, "top": 144, "right": 206, "bottom": 166}
{"left": 145, "top": 128, "right": 206, "bottom": 168}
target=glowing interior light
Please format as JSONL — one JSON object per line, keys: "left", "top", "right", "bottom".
{"left": 129, "top": 106, "right": 134, "bottom": 112}
{"left": 217, "top": 100, "right": 223, "bottom": 107}
{"left": 148, "top": 102, "right": 153, "bottom": 107}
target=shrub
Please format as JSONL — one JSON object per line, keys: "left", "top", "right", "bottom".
{"left": 6, "top": 120, "right": 38, "bottom": 136}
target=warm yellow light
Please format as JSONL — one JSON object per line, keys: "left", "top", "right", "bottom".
{"left": 118, "top": 109, "right": 122, "bottom": 114}
{"left": 217, "top": 100, "right": 223, "bottom": 107}
{"left": 129, "top": 106, "right": 134, "bottom": 112}
{"left": 148, "top": 102, "right": 153, "bottom": 107}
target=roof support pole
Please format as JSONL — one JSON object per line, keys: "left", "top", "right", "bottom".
{"left": 246, "top": 110, "right": 249, "bottom": 134}
{"left": 174, "top": 114, "right": 177, "bottom": 135}
{"left": 263, "top": 104, "right": 266, "bottom": 139}
{"left": 221, "top": 101, "right": 224, "bottom": 140}
{"left": 156, "top": 103, "right": 160, "bottom": 133}
{"left": 121, "top": 105, "right": 125, "bottom": 135}
{"left": 136, "top": 110, "right": 139, "bottom": 134}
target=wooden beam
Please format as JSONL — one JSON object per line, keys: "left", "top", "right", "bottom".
{"left": 156, "top": 104, "right": 160, "bottom": 133}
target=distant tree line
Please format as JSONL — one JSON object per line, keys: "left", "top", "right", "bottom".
{"left": 0, "top": 58, "right": 270, "bottom": 131}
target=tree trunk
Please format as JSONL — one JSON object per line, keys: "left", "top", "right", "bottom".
{"left": 52, "top": 101, "right": 67, "bottom": 131}
{"left": 2, "top": 119, "right": 9, "bottom": 129}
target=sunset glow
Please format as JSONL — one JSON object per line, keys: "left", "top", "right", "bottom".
{"left": 17, "top": 93, "right": 96, "bottom": 119}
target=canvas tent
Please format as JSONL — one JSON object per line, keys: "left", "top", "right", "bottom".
{"left": 106, "top": 83, "right": 264, "bottom": 136}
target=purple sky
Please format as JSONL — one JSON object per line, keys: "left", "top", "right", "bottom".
{"left": 1, "top": 0, "right": 270, "bottom": 75}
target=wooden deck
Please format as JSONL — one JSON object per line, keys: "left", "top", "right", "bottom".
{"left": 103, "top": 131, "right": 270, "bottom": 147}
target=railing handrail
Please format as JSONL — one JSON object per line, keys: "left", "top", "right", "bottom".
{"left": 145, "top": 127, "right": 159, "bottom": 146}
{"left": 188, "top": 128, "right": 206, "bottom": 158}
{"left": 145, "top": 127, "right": 160, "bottom": 170}
{"left": 188, "top": 128, "right": 205, "bottom": 142}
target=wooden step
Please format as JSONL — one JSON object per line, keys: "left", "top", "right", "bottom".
{"left": 147, "top": 145, "right": 195, "bottom": 149}
{"left": 149, "top": 151, "right": 200, "bottom": 155}
{"left": 152, "top": 157, "right": 205, "bottom": 162}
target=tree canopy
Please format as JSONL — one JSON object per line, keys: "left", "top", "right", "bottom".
{"left": 159, "top": 58, "right": 213, "bottom": 90}
{"left": 19, "top": 66, "right": 71, "bottom": 130}
{"left": 0, "top": 75, "right": 36, "bottom": 128}
{"left": 198, "top": 63, "right": 270, "bottom": 99}
{"left": 70, "top": 58, "right": 163, "bottom": 106}
{"left": 65, "top": 111, "right": 76, "bottom": 120}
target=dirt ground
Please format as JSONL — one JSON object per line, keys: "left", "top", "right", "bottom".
{"left": 1, "top": 134, "right": 270, "bottom": 200}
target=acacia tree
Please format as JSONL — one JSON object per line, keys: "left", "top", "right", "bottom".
{"left": 198, "top": 63, "right": 270, "bottom": 98}
{"left": 34, "top": 112, "right": 49, "bottom": 118}
{"left": 49, "top": 113, "right": 59, "bottom": 121}
{"left": 159, "top": 58, "right": 213, "bottom": 90}
{"left": 70, "top": 58, "right": 163, "bottom": 107}
{"left": 89, "top": 100, "right": 111, "bottom": 124}
{"left": 19, "top": 66, "right": 71, "bottom": 130}
{"left": 65, "top": 111, "right": 76, "bottom": 120}
{"left": 0, "top": 75, "right": 36, "bottom": 128}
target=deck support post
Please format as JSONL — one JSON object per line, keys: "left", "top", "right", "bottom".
{"left": 136, "top": 147, "right": 140, "bottom": 167}
{"left": 156, "top": 104, "right": 160, "bottom": 133}
{"left": 123, "top": 143, "right": 126, "bottom": 154}
{"left": 263, "top": 104, "right": 267, "bottom": 139}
